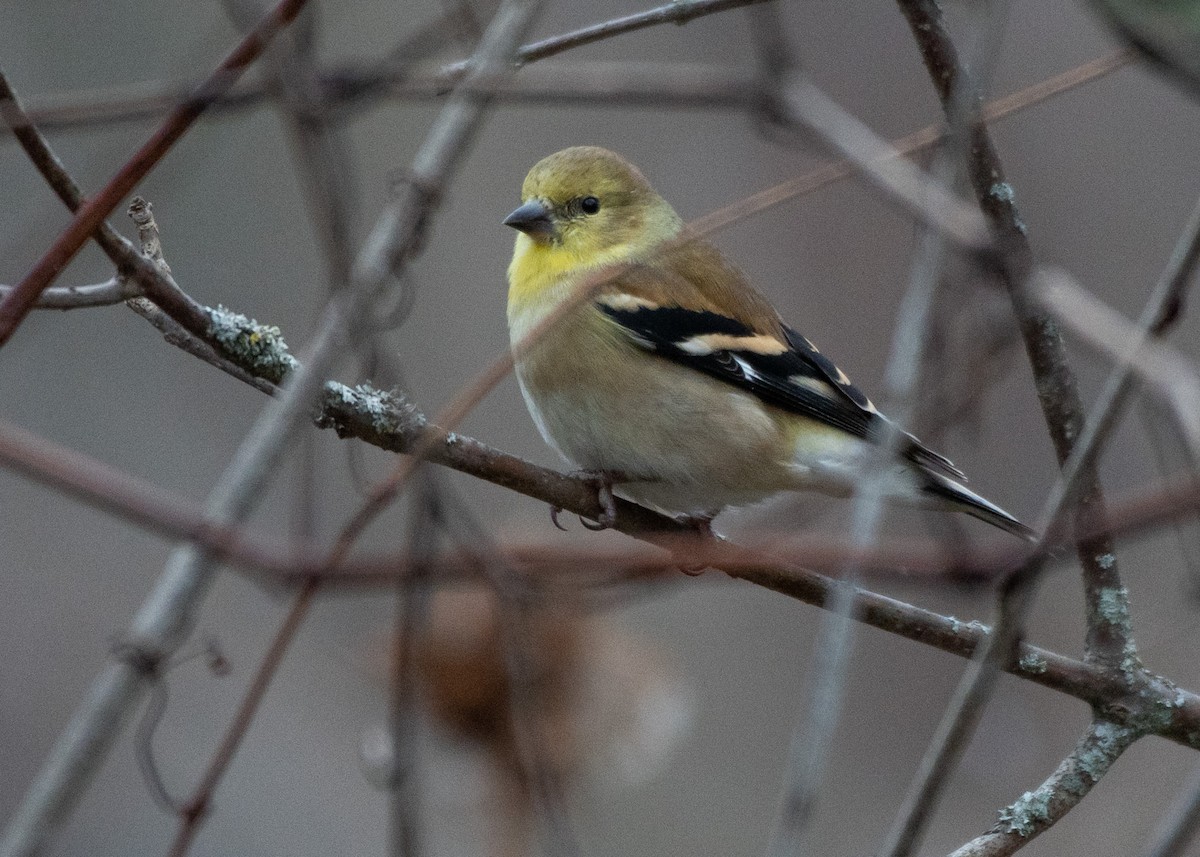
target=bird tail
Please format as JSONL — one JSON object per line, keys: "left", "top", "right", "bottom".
{"left": 920, "top": 471, "right": 1037, "bottom": 541}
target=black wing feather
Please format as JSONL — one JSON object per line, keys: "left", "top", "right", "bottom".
{"left": 598, "top": 303, "right": 965, "bottom": 479}
{"left": 597, "top": 304, "right": 875, "bottom": 439}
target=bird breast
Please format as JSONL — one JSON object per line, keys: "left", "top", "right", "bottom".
{"left": 509, "top": 300, "right": 822, "bottom": 513}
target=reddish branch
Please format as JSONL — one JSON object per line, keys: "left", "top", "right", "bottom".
{"left": 0, "top": 0, "right": 311, "bottom": 347}
{"left": 165, "top": 583, "right": 319, "bottom": 857}
{"left": 0, "top": 77, "right": 211, "bottom": 339}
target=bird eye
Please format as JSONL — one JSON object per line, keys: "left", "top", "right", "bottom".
{"left": 580, "top": 196, "right": 601, "bottom": 215}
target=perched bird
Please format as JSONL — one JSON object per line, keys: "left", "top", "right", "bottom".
{"left": 503, "top": 146, "right": 1033, "bottom": 539}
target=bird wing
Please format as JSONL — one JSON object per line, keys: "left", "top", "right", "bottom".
{"left": 594, "top": 253, "right": 964, "bottom": 479}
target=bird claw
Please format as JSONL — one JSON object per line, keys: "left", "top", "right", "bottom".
{"left": 579, "top": 477, "right": 617, "bottom": 529}
{"left": 677, "top": 511, "right": 717, "bottom": 538}
{"left": 562, "top": 469, "right": 623, "bottom": 531}
{"left": 675, "top": 510, "right": 719, "bottom": 574}
{"left": 549, "top": 506, "right": 569, "bottom": 531}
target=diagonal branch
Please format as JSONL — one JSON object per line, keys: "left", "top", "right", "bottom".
{"left": 880, "top": 3, "right": 1143, "bottom": 855}
{"left": 0, "top": 1, "right": 542, "bottom": 854}
{"left": 0, "top": 0, "right": 312, "bottom": 347}
{"left": 945, "top": 720, "right": 1138, "bottom": 857}
{"left": 896, "top": 0, "right": 1130, "bottom": 669}
{"left": 7, "top": 370, "right": 1200, "bottom": 748}
{"left": 0, "top": 74, "right": 212, "bottom": 341}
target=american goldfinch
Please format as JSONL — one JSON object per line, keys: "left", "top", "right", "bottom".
{"left": 504, "top": 146, "right": 1033, "bottom": 539}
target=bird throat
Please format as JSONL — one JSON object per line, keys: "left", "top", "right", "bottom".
{"left": 506, "top": 233, "right": 637, "bottom": 311}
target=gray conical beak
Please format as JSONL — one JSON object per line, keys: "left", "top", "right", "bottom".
{"left": 503, "top": 199, "right": 555, "bottom": 240}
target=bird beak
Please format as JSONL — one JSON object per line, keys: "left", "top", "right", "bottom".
{"left": 503, "top": 199, "right": 555, "bottom": 241}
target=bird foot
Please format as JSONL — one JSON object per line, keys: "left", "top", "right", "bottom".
{"left": 577, "top": 469, "right": 624, "bottom": 530}
{"left": 548, "top": 470, "right": 628, "bottom": 531}
{"left": 677, "top": 511, "right": 718, "bottom": 538}
{"left": 674, "top": 511, "right": 719, "bottom": 575}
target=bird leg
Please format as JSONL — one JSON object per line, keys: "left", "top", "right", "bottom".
{"left": 577, "top": 469, "right": 623, "bottom": 530}
{"left": 676, "top": 510, "right": 718, "bottom": 539}
{"left": 674, "top": 510, "right": 719, "bottom": 575}
{"left": 546, "top": 470, "right": 629, "bottom": 531}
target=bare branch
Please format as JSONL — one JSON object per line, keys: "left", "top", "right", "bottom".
{"left": 165, "top": 582, "right": 319, "bottom": 857}
{"left": 124, "top": 299, "right": 280, "bottom": 395}
{"left": 878, "top": 3, "right": 1144, "bottom": 854}
{"left": 1033, "top": 270, "right": 1200, "bottom": 456}
{"left": 9, "top": 385, "right": 1200, "bottom": 754}
{"left": 885, "top": 195, "right": 1200, "bottom": 857}
{"left": 0, "top": 277, "right": 139, "bottom": 309}
{"left": 945, "top": 721, "right": 1137, "bottom": 857}
{"left": 383, "top": 486, "right": 439, "bottom": 857}
{"left": 10, "top": 46, "right": 1130, "bottom": 135}
{"left": 514, "top": 0, "right": 770, "bottom": 64}
{"left": 156, "top": 5, "right": 546, "bottom": 854}
{"left": 0, "top": 0, "right": 312, "bottom": 347}
{"left": 771, "top": 75, "right": 992, "bottom": 250}
{"left": 220, "top": 0, "right": 357, "bottom": 285}
{"left": 0, "top": 74, "right": 211, "bottom": 340}
{"left": 0, "top": 0, "right": 541, "bottom": 852}
{"left": 896, "top": 0, "right": 1130, "bottom": 668}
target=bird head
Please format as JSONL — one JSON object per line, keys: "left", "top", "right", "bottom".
{"left": 504, "top": 147, "right": 682, "bottom": 260}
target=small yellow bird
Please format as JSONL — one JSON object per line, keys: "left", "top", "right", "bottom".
{"left": 504, "top": 146, "right": 1033, "bottom": 539}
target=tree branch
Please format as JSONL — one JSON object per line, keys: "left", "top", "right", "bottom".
{"left": 0, "top": 277, "right": 139, "bottom": 309}
{"left": 0, "top": 0, "right": 541, "bottom": 852}
{"left": 0, "top": 0, "right": 312, "bottom": 347}
{"left": 896, "top": 0, "right": 1131, "bottom": 670}
{"left": 945, "top": 721, "right": 1138, "bottom": 857}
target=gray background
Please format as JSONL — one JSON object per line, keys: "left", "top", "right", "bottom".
{"left": 2, "top": 1, "right": 1200, "bottom": 855}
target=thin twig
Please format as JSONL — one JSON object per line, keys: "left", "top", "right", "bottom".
{"left": 221, "top": 0, "right": 357, "bottom": 285}
{"left": 0, "top": 278, "right": 140, "bottom": 309}
{"left": 0, "top": 0, "right": 312, "bottom": 347}
{"left": 385, "top": 483, "right": 438, "bottom": 857}
{"left": 165, "top": 582, "right": 319, "bottom": 857}
{"left": 896, "top": 0, "right": 1130, "bottom": 667}
{"left": 0, "top": 72, "right": 212, "bottom": 341}
{"left": 944, "top": 721, "right": 1137, "bottom": 857}
{"left": 133, "top": 670, "right": 183, "bottom": 814}
{"left": 879, "top": 3, "right": 1136, "bottom": 854}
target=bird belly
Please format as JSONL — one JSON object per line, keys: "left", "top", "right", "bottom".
{"left": 512, "top": 306, "right": 855, "bottom": 514}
